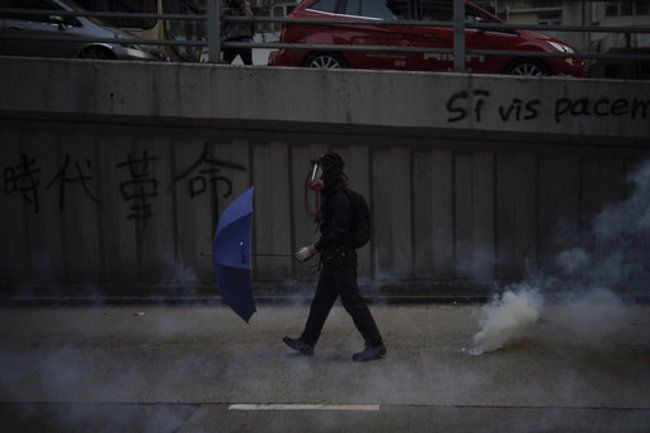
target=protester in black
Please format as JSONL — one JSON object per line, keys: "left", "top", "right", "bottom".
{"left": 283, "top": 153, "right": 386, "bottom": 362}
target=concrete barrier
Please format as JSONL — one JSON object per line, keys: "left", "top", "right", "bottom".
{"left": 1, "top": 57, "right": 649, "bottom": 295}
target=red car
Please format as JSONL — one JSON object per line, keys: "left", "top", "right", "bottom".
{"left": 268, "top": 0, "right": 583, "bottom": 77}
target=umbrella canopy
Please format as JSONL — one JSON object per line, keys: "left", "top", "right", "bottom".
{"left": 212, "top": 187, "right": 256, "bottom": 323}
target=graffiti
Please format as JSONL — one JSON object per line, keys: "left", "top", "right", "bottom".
{"left": 499, "top": 98, "right": 540, "bottom": 122}
{"left": 554, "top": 97, "right": 650, "bottom": 123}
{"left": 446, "top": 89, "right": 491, "bottom": 122}
{"left": 3, "top": 153, "right": 41, "bottom": 213}
{"left": 45, "top": 154, "right": 100, "bottom": 211}
{"left": 172, "top": 142, "right": 246, "bottom": 208}
{"left": 446, "top": 89, "right": 649, "bottom": 124}
{"left": 3, "top": 144, "right": 248, "bottom": 222}
{"left": 3, "top": 153, "right": 100, "bottom": 213}
{"left": 116, "top": 151, "right": 159, "bottom": 220}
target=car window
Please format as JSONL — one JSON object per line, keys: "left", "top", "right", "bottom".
{"left": 465, "top": 3, "right": 499, "bottom": 24}
{"left": 0, "top": 0, "right": 52, "bottom": 6}
{"left": 75, "top": 0, "right": 158, "bottom": 29}
{"left": 416, "top": 1, "right": 503, "bottom": 23}
{"left": 417, "top": 0, "right": 452, "bottom": 21}
{"left": 309, "top": 0, "right": 338, "bottom": 13}
{"left": 344, "top": 0, "right": 360, "bottom": 15}
{"left": 360, "top": 0, "right": 408, "bottom": 20}
{"left": 1, "top": 0, "right": 63, "bottom": 23}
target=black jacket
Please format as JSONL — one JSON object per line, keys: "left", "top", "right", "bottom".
{"left": 314, "top": 179, "right": 352, "bottom": 252}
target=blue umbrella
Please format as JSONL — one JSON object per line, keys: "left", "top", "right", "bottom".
{"left": 212, "top": 186, "right": 256, "bottom": 323}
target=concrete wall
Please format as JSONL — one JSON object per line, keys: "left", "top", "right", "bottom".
{"left": 1, "top": 57, "right": 649, "bottom": 293}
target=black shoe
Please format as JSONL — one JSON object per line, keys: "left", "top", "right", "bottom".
{"left": 283, "top": 336, "right": 314, "bottom": 356}
{"left": 353, "top": 344, "right": 386, "bottom": 362}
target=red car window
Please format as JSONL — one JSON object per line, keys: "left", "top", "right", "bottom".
{"left": 308, "top": 0, "right": 338, "bottom": 13}
{"left": 418, "top": 0, "right": 453, "bottom": 21}
{"left": 345, "top": 0, "right": 360, "bottom": 15}
{"left": 361, "top": 0, "right": 408, "bottom": 20}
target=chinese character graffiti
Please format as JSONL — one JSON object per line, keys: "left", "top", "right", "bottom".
{"left": 173, "top": 142, "right": 246, "bottom": 214}
{"left": 3, "top": 144, "right": 248, "bottom": 222}
{"left": 3, "top": 153, "right": 41, "bottom": 213}
{"left": 45, "top": 154, "right": 101, "bottom": 211}
{"left": 117, "top": 150, "right": 159, "bottom": 220}
{"left": 4, "top": 153, "right": 101, "bottom": 213}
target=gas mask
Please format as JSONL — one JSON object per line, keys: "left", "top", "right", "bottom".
{"left": 309, "top": 158, "right": 325, "bottom": 191}
{"left": 308, "top": 153, "right": 344, "bottom": 191}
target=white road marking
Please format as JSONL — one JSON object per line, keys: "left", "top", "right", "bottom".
{"left": 228, "top": 404, "right": 380, "bottom": 411}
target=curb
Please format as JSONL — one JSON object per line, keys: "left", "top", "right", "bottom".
{"left": 2, "top": 293, "right": 649, "bottom": 307}
{"left": 1, "top": 281, "right": 648, "bottom": 306}
{"left": 0, "top": 294, "right": 493, "bottom": 307}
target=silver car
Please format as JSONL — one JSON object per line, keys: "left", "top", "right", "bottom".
{"left": 0, "top": 0, "right": 168, "bottom": 61}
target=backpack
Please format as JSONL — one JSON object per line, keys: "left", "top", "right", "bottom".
{"left": 344, "top": 189, "right": 371, "bottom": 249}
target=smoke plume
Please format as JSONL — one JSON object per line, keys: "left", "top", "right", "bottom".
{"left": 471, "top": 160, "right": 650, "bottom": 355}
{"left": 470, "top": 285, "right": 542, "bottom": 355}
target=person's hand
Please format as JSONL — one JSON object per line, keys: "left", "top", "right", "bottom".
{"left": 295, "top": 245, "right": 316, "bottom": 262}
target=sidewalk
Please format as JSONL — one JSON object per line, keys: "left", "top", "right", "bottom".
{"left": 1, "top": 303, "right": 649, "bottom": 432}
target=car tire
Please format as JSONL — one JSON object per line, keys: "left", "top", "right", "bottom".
{"left": 79, "top": 46, "right": 117, "bottom": 60}
{"left": 504, "top": 59, "right": 550, "bottom": 77}
{"left": 302, "top": 52, "right": 347, "bottom": 69}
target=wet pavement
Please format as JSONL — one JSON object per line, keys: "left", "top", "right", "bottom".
{"left": 1, "top": 302, "right": 649, "bottom": 432}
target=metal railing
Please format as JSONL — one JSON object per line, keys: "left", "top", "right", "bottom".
{"left": 1, "top": 0, "right": 650, "bottom": 71}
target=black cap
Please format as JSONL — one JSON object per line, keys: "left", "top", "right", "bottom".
{"left": 319, "top": 153, "right": 344, "bottom": 173}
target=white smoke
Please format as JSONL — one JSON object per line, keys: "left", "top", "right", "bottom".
{"left": 553, "top": 287, "right": 627, "bottom": 345}
{"left": 557, "top": 248, "right": 590, "bottom": 275}
{"left": 470, "top": 284, "right": 542, "bottom": 355}
{"left": 470, "top": 160, "right": 650, "bottom": 355}
{"left": 167, "top": 265, "right": 200, "bottom": 285}
{"left": 590, "top": 160, "right": 650, "bottom": 285}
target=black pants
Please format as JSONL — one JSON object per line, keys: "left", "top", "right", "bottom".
{"left": 300, "top": 249, "right": 383, "bottom": 347}
{"left": 222, "top": 38, "right": 252, "bottom": 65}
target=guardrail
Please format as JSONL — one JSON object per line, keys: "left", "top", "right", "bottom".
{"left": 1, "top": 0, "right": 649, "bottom": 71}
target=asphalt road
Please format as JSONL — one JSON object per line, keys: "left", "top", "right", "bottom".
{"left": 1, "top": 302, "right": 649, "bottom": 432}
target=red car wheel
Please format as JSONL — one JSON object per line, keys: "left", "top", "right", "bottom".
{"left": 302, "top": 52, "right": 347, "bottom": 69}
{"left": 504, "top": 58, "right": 551, "bottom": 77}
